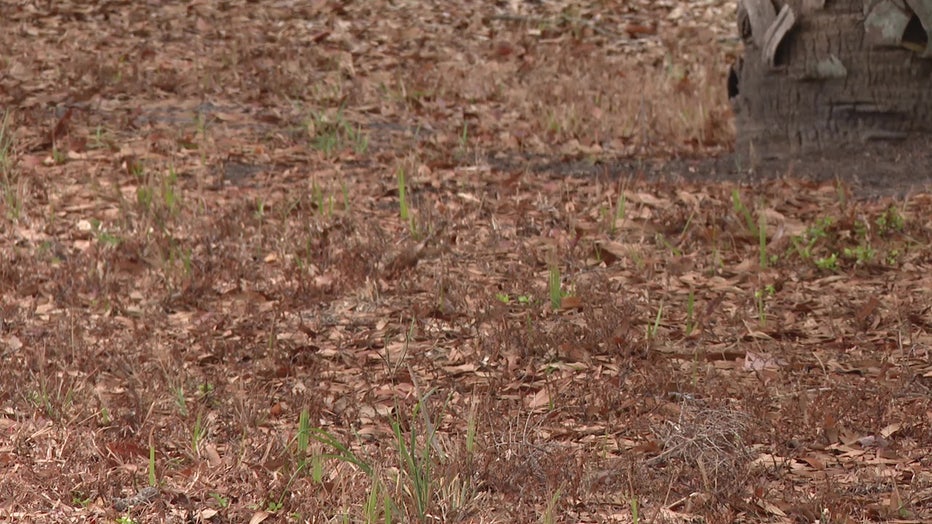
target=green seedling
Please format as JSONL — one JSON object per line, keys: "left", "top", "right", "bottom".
{"left": 548, "top": 264, "right": 564, "bottom": 309}
{"left": 90, "top": 219, "right": 122, "bottom": 247}
{"left": 815, "top": 253, "right": 838, "bottom": 271}
{"left": 843, "top": 245, "right": 875, "bottom": 265}
{"left": 458, "top": 122, "right": 469, "bottom": 157}
{"left": 341, "top": 181, "right": 350, "bottom": 211}
{"left": 51, "top": 146, "right": 67, "bottom": 165}
{"left": 89, "top": 125, "right": 115, "bottom": 150}
{"left": 309, "top": 112, "right": 339, "bottom": 157}
{"left": 350, "top": 123, "right": 369, "bottom": 156}
{"left": 465, "top": 399, "right": 479, "bottom": 456}
{"left": 25, "top": 373, "right": 74, "bottom": 421}
{"left": 296, "top": 409, "right": 311, "bottom": 471}
{"left": 546, "top": 110, "right": 562, "bottom": 134}
{"left": 0, "top": 111, "right": 23, "bottom": 220}
{"left": 791, "top": 216, "right": 834, "bottom": 262}
{"left": 309, "top": 428, "right": 373, "bottom": 476}
{"left": 655, "top": 233, "right": 681, "bottom": 257}
{"left": 391, "top": 393, "right": 442, "bottom": 520}
{"left": 541, "top": 484, "right": 564, "bottom": 524}
{"left": 876, "top": 205, "right": 905, "bottom": 235}
{"left": 165, "top": 240, "right": 193, "bottom": 282}
{"left": 758, "top": 211, "right": 768, "bottom": 269}
{"left": 363, "top": 479, "right": 393, "bottom": 524}
{"left": 685, "top": 290, "right": 696, "bottom": 336}
{"left": 731, "top": 189, "right": 758, "bottom": 237}
{"left": 854, "top": 218, "right": 870, "bottom": 240}
{"left": 162, "top": 166, "right": 179, "bottom": 216}
{"left": 136, "top": 184, "right": 154, "bottom": 214}
{"left": 755, "top": 284, "right": 775, "bottom": 328}
{"left": 497, "top": 293, "right": 532, "bottom": 306}
{"left": 210, "top": 493, "right": 229, "bottom": 508}
{"left": 310, "top": 451, "right": 325, "bottom": 484}
{"left": 647, "top": 300, "right": 664, "bottom": 340}
{"left": 306, "top": 108, "right": 368, "bottom": 158}
{"left": 397, "top": 166, "right": 409, "bottom": 221}
{"left": 886, "top": 249, "right": 901, "bottom": 266}
{"left": 311, "top": 181, "right": 324, "bottom": 212}
{"left": 148, "top": 441, "right": 157, "bottom": 486}
{"left": 71, "top": 492, "right": 93, "bottom": 508}
{"left": 192, "top": 413, "right": 206, "bottom": 455}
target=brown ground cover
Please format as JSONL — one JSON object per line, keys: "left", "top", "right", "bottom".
{"left": 1, "top": 1, "right": 931, "bottom": 522}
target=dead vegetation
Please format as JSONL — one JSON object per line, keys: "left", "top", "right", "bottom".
{"left": 0, "top": 1, "right": 931, "bottom": 523}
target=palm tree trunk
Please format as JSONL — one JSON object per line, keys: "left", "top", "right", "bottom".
{"left": 730, "top": 0, "right": 932, "bottom": 170}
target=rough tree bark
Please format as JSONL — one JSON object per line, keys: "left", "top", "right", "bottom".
{"left": 729, "top": 0, "right": 932, "bottom": 173}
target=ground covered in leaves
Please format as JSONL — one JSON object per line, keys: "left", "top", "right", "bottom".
{"left": 1, "top": 1, "right": 931, "bottom": 523}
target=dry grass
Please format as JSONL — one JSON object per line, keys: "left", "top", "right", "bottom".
{"left": 0, "top": 1, "right": 931, "bottom": 523}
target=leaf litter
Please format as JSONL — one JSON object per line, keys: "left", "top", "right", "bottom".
{"left": 0, "top": 0, "right": 931, "bottom": 522}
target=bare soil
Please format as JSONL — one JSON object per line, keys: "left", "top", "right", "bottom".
{"left": 1, "top": 1, "right": 931, "bottom": 523}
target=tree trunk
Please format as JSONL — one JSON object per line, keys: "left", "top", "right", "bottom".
{"left": 729, "top": 0, "right": 932, "bottom": 172}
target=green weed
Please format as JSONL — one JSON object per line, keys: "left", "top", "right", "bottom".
{"left": 89, "top": 125, "right": 113, "bottom": 150}
{"left": 465, "top": 399, "right": 479, "bottom": 456}
{"left": 71, "top": 492, "right": 93, "bottom": 508}
{"left": 541, "top": 484, "right": 564, "bottom": 524}
{"left": 607, "top": 192, "right": 627, "bottom": 235}
{"left": 497, "top": 293, "right": 533, "bottom": 305}
{"left": 391, "top": 393, "right": 442, "bottom": 520}
{"left": 297, "top": 409, "right": 311, "bottom": 471}
{"left": 0, "top": 111, "right": 23, "bottom": 220}
{"left": 843, "top": 245, "right": 875, "bottom": 266}
{"left": 685, "top": 290, "right": 695, "bottom": 336}
{"left": 792, "top": 217, "right": 833, "bottom": 260}
{"left": 548, "top": 263, "right": 565, "bottom": 309}
{"left": 397, "top": 165, "right": 409, "bottom": 221}
{"left": 876, "top": 205, "right": 905, "bottom": 235}
{"left": 731, "top": 189, "right": 758, "bottom": 237}
{"left": 655, "top": 233, "right": 681, "bottom": 257}
{"left": 457, "top": 121, "right": 470, "bottom": 159}
{"left": 191, "top": 413, "right": 206, "bottom": 455}
{"left": 99, "top": 407, "right": 111, "bottom": 425}
{"left": 647, "top": 300, "right": 664, "bottom": 340}
{"left": 209, "top": 493, "right": 230, "bottom": 508}
{"left": 758, "top": 211, "right": 768, "bottom": 269}
{"left": 51, "top": 146, "right": 67, "bottom": 165}
{"left": 309, "top": 428, "right": 373, "bottom": 476}
{"left": 363, "top": 478, "right": 394, "bottom": 524}
{"left": 24, "top": 373, "right": 74, "bottom": 422}
{"left": 90, "top": 219, "right": 123, "bottom": 247}
{"left": 133, "top": 165, "right": 182, "bottom": 225}
{"left": 815, "top": 253, "right": 838, "bottom": 271}
{"left": 755, "top": 284, "right": 775, "bottom": 328}
{"left": 306, "top": 108, "right": 368, "bottom": 158}
{"left": 148, "top": 440, "right": 157, "bottom": 486}
{"left": 886, "top": 248, "right": 901, "bottom": 266}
